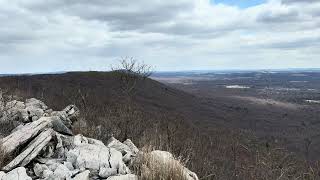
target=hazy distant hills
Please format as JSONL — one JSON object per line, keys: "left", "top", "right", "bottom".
{"left": 1, "top": 71, "right": 320, "bottom": 159}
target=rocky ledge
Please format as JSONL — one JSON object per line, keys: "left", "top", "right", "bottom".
{"left": 0, "top": 98, "right": 198, "bottom": 180}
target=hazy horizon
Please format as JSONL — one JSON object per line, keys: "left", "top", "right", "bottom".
{"left": 2, "top": 68, "right": 320, "bottom": 76}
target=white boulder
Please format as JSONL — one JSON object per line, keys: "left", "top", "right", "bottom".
{"left": 52, "top": 163, "right": 79, "bottom": 179}
{"left": 107, "top": 137, "right": 132, "bottom": 155}
{"left": 0, "top": 171, "right": 6, "bottom": 179}
{"left": 107, "top": 174, "right": 138, "bottom": 180}
{"left": 73, "top": 170, "right": 90, "bottom": 180}
{"left": 2, "top": 167, "right": 32, "bottom": 180}
{"left": 25, "top": 98, "right": 48, "bottom": 110}
{"left": 123, "top": 139, "right": 139, "bottom": 154}
{"left": 66, "top": 144, "right": 128, "bottom": 178}
{"left": 33, "top": 163, "right": 49, "bottom": 178}
{"left": 149, "top": 151, "right": 199, "bottom": 180}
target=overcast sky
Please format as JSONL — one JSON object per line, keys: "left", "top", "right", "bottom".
{"left": 0, "top": 0, "right": 319, "bottom": 73}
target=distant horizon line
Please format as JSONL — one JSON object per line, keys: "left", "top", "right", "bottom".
{"left": 1, "top": 68, "right": 320, "bottom": 76}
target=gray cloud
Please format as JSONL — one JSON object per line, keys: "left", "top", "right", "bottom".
{"left": 0, "top": 0, "right": 320, "bottom": 73}
{"left": 282, "top": 0, "right": 320, "bottom": 4}
{"left": 256, "top": 9, "right": 300, "bottom": 23}
{"left": 258, "top": 36, "right": 320, "bottom": 50}
{"left": 21, "top": 0, "right": 195, "bottom": 32}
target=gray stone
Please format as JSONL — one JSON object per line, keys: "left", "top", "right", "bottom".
{"left": 73, "top": 170, "right": 90, "bottom": 180}
{"left": 51, "top": 105, "right": 79, "bottom": 128}
{"left": 98, "top": 167, "right": 117, "bottom": 178}
{"left": 33, "top": 163, "right": 49, "bottom": 178}
{"left": 107, "top": 137, "right": 132, "bottom": 155}
{"left": 123, "top": 139, "right": 139, "bottom": 154}
{"left": 1, "top": 100, "right": 26, "bottom": 122}
{"left": 1, "top": 117, "right": 53, "bottom": 154}
{"left": 52, "top": 163, "right": 79, "bottom": 179}
{"left": 53, "top": 164, "right": 72, "bottom": 179}
{"left": 42, "top": 169, "right": 54, "bottom": 179}
{"left": 66, "top": 144, "right": 128, "bottom": 175}
{"left": 73, "top": 134, "right": 105, "bottom": 147}
{"left": 106, "top": 174, "right": 138, "bottom": 180}
{"left": 0, "top": 171, "right": 6, "bottom": 179}
{"left": 2, "top": 167, "right": 32, "bottom": 180}
{"left": 25, "top": 98, "right": 48, "bottom": 110}
{"left": 64, "top": 161, "right": 74, "bottom": 171}
{"left": 51, "top": 116, "right": 73, "bottom": 135}
{"left": 3, "top": 128, "right": 54, "bottom": 171}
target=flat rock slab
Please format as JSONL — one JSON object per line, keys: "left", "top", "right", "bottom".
{"left": 3, "top": 129, "right": 54, "bottom": 171}
{"left": 1, "top": 117, "right": 53, "bottom": 154}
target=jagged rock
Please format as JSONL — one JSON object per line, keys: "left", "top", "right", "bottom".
{"left": 1, "top": 98, "right": 48, "bottom": 123}
{"left": 2, "top": 167, "right": 32, "bottom": 180}
{"left": 107, "top": 138, "right": 137, "bottom": 166}
{"left": 73, "top": 170, "right": 90, "bottom": 180}
{"left": 51, "top": 105, "right": 79, "bottom": 129}
{"left": 41, "top": 142, "right": 55, "bottom": 158}
{"left": 51, "top": 116, "right": 73, "bottom": 135}
{"left": 106, "top": 174, "right": 138, "bottom": 180}
{"left": 25, "top": 98, "right": 48, "bottom": 110}
{"left": 99, "top": 168, "right": 118, "bottom": 178}
{"left": 123, "top": 139, "right": 139, "bottom": 154}
{"left": 51, "top": 163, "right": 80, "bottom": 179}
{"left": 0, "top": 171, "right": 6, "bottom": 179}
{"left": 122, "top": 151, "right": 134, "bottom": 164}
{"left": 63, "top": 105, "right": 80, "bottom": 122}
{"left": 47, "top": 162, "right": 61, "bottom": 172}
{"left": 54, "top": 133, "right": 75, "bottom": 159}
{"left": 66, "top": 144, "right": 128, "bottom": 177}
{"left": 3, "top": 129, "right": 54, "bottom": 171}
{"left": 1, "top": 117, "right": 53, "bottom": 154}
{"left": 20, "top": 108, "right": 44, "bottom": 122}
{"left": 33, "top": 163, "right": 49, "bottom": 178}
{"left": 1, "top": 100, "right": 26, "bottom": 122}
{"left": 64, "top": 161, "right": 74, "bottom": 171}
{"left": 73, "top": 134, "right": 105, "bottom": 147}
{"left": 42, "top": 169, "right": 54, "bottom": 179}
{"left": 6, "top": 100, "right": 26, "bottom": 109}
{"left": 107, "top": 137, "right": 132, "bottom": 155}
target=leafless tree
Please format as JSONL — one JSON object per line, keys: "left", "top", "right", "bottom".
{"left": 112, "top": 57, "right": 153, "bottom": 98}
{"left": 111, "top": 57, "right": 153, "bottom": 141}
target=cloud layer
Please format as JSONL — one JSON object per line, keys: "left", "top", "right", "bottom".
{"left": 0, "top": 0, "right": 319, "bottom": 73}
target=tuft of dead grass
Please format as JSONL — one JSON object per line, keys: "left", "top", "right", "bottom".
{"left": 0, "top": 143, "right": 11, "bottom": 170}
{"left": 133, "top": 147, "right": 197, "bottom": 180}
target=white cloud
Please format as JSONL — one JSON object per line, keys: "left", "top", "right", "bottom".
{"left": 0, "top": 0, "right": 319, "bottom": 73}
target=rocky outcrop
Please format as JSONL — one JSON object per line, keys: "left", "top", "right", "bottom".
{"left": 0, "top": 98, "right": 198, "bottom": 179}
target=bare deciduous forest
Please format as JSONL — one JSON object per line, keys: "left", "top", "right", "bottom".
{"left": 0, "top": 67, "right": 319, "bottom": 179}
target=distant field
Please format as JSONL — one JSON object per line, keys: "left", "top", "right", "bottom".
{"left": 152, "top": 71, "right": 320, "bottom": 159}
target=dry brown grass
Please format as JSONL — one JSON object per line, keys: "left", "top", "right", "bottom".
{"left": 0, "top": 143, "right": 11, "bottom": 170}
{"left": 133, "top": 147, "right": 194, "bottom": 180}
